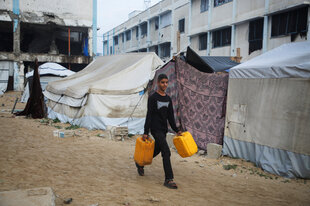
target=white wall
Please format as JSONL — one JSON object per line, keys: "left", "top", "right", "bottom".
{"left": 235, "top": 0, "right": 264, "bottom": 23}
{"left": 191, "top": 0, "right": 208, "bottom": 35}
{"left": 0, "top": 0, "right": 13, "bottom": 11}
{"left": 173, "top": 2, "right": 189, "bottom": 53}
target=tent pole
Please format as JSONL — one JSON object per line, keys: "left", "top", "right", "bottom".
{"left": 68, "top": 28, "right": 71, "bottom": 70}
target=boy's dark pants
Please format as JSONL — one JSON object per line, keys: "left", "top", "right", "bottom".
{"left": 151, "top": 131, "right": 174, "bottom": 180}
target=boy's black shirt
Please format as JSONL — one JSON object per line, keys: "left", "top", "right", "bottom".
{"left": 144, "top": 92, "right": 178, "bottom": 135}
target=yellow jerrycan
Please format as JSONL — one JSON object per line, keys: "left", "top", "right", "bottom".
{"left": 134, "top": 136, "right": 155, "bottom": 166}
{"left": 173, "top": 131, "right": 198, "bottom": 158}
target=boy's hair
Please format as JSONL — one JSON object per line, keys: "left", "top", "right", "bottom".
{"left": 157, "top": 74, "right": 168, "bottom": 82}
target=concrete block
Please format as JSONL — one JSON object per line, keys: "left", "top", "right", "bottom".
{"left": 0, "top": 187, "right": 55, "bottom": 206}
{"left": 206, "top": 143, "right": 222, "bottom": 159}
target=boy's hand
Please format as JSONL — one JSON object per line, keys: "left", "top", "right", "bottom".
{"left": 177, "top": 131, "right": 182, "bottom": 136}
{"left": 142, "top": 134, "right": 148, "bottom": 141}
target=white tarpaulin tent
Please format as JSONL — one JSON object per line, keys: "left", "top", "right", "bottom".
{"left": 21, "top": 63, "right": 75, "bottom": 102}
{"left": 222, "top": 42, "right": 310, "bottom": 178}
{"left": 44, "top": 53, "right": 163, "bottom": 134}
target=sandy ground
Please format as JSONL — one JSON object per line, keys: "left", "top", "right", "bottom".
{"left": 0, "top": 91, "right": 310, "bottom": 206}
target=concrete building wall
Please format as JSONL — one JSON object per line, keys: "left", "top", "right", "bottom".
{"left": 173, "top": 2, "right": 190, "bottom": 53}
{"left": 235, "top": 0, "right": 264, "bottom": 23}
{"left": 191, "top": 0, "right": 208, "bottom": 35}
{"left": 210, "top": 1, "right": 233, "bottom": 30}
{"left": 0, "top": 0, "right": 93, "bottom": 92}
{"left": 1, "top": 0, "right": 13, "bottom": 11}
{"left": 19, "top": 0, "right": 92, "bottom": 27}
{"left": 103, "top": 0, "right": 309, "bottom": 63}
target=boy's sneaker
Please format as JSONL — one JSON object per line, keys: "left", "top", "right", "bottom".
{"left": 135, "top": 162, "right": 144, "bottom": 176}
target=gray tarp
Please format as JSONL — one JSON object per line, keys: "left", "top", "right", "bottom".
{"left": 223, "top": 42, "right": 310, "bottom": 178}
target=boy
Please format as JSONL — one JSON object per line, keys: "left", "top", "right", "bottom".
{"left": 136, "top": 74, "right": 181, "bottom": 189}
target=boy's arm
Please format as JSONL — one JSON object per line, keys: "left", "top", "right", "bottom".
{"left": 143, "top": 96, "right": 153, "bottom": 135}
{"left": 168, "top": 99, "right": 180, "bottom": 134}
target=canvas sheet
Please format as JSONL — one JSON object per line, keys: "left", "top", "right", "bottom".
{"left": 222, "top": 136, "right": 310, "bottom": 178}
{"left": 47, "top": 107, "right": 145, "bottom": 134}
{"left": 45, "top": 53, "right": 163, "bottom": 99}
{"left": 21, "top": 76, "right": 63, "bottom": 103}
{"left": 47, "top": 92, "right": 148, "bottom": 119}
{"left": 176, "top": 59, "right": 229, "bottom": 150}
{"left": 225, "top": 78, "right": 310, "bottom": 155}
{"left": 44, "top": 53, "right": 163, "bottom": 134}
{"left": 230, "top": 42, "right": 310, "bottom": 79}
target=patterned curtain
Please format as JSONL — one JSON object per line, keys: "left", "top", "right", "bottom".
{"left": 176, "top": 58, "right": 229, "bottom": 150}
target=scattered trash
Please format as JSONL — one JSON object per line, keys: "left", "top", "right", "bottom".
{"left": 63, "top": 198, "right": 73, "bottom": 204}
{"left": 198, "top": 150, "right": 205, "bottom": 156}
{"left": 199, "top": 164, "right": 204, "bottom": 168}
{"left": 180, "top": 159, "right": 188, "bottom": 162}
{"left": 147, "top": 196, "right": 160, "bottom": 203}
{"left": 232, "top": 173, "right": 237, "bottom": 178}
{"left": 53, "top": 130, "right": 75, "bottom": 138}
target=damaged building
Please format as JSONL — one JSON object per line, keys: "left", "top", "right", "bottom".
{"left": 0, "top": 0, "right": 97, "bottom": 93}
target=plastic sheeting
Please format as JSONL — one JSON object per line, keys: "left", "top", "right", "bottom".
{"left": 230, "top": 42, "right": 310, "bottom": 79}
{"left": 48, "top": 106, "right": 146, "bottom": 134}
{"left": 185, "top": 47, "right": 239, "bottom": 73}
{"left": 224, "top": 42, "right": 310, "bottom": 178}
{"left": 25, "top": 63, "right": 75, "bottom": 78}
{"left": 222, "top": 136, "right": 310, "bottom": 178}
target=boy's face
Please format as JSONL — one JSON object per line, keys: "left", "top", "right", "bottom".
{"left": 158, "top": 78, "right": 168, "bottom": 91}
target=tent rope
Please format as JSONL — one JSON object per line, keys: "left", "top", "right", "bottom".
{"left": 70, "top": 94, "right": 87, "bottom": 125}
{"left": 50, "top": 94, "right": 64, "bottom": 111}
{"left": 125, "top": 87, "right": 147, "bottom": 129}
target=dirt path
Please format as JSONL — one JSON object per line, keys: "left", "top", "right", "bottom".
{"left": 0, "top": 92, "right": 309, "bottom": 206}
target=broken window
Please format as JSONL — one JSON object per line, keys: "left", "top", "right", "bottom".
{"left": 0, "top": 21, "right": 13, "bottom": 52}
{"left": 140, "top": 22, "right": 147, "bottom": 37}
{"left": 155, "top": 17, "right": 159, "bottom": 30}
{"left": 20, "top": 23, "right": 88, "bottom": 56}
{"left": 249, "top": 18, "right": 263, "bottom": 54}
{"left": 160, "top": 42, "right": 171, "bottom": 58}
{"left": 178, "top": 18, "right": 185, "bottom": 33}
{"left": 199, "top": 33, "right": 208, "bottom": 50}
{"left": 212, "top": 27, "right": 231, "bottom": 48}
{"left": 271, "top": 7, "right": 308, "bottom": 37}
{"left": 126, "top": 30, "right": 131, "bottom": 41}
{"left": 114, "top": 36, "right": 118, "bottom": 45}
{"left": 214, "top": 0, "right": 232, "bottom": 7}
{"left": 201, "top": 0, "right": 209, "bottom": 12}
